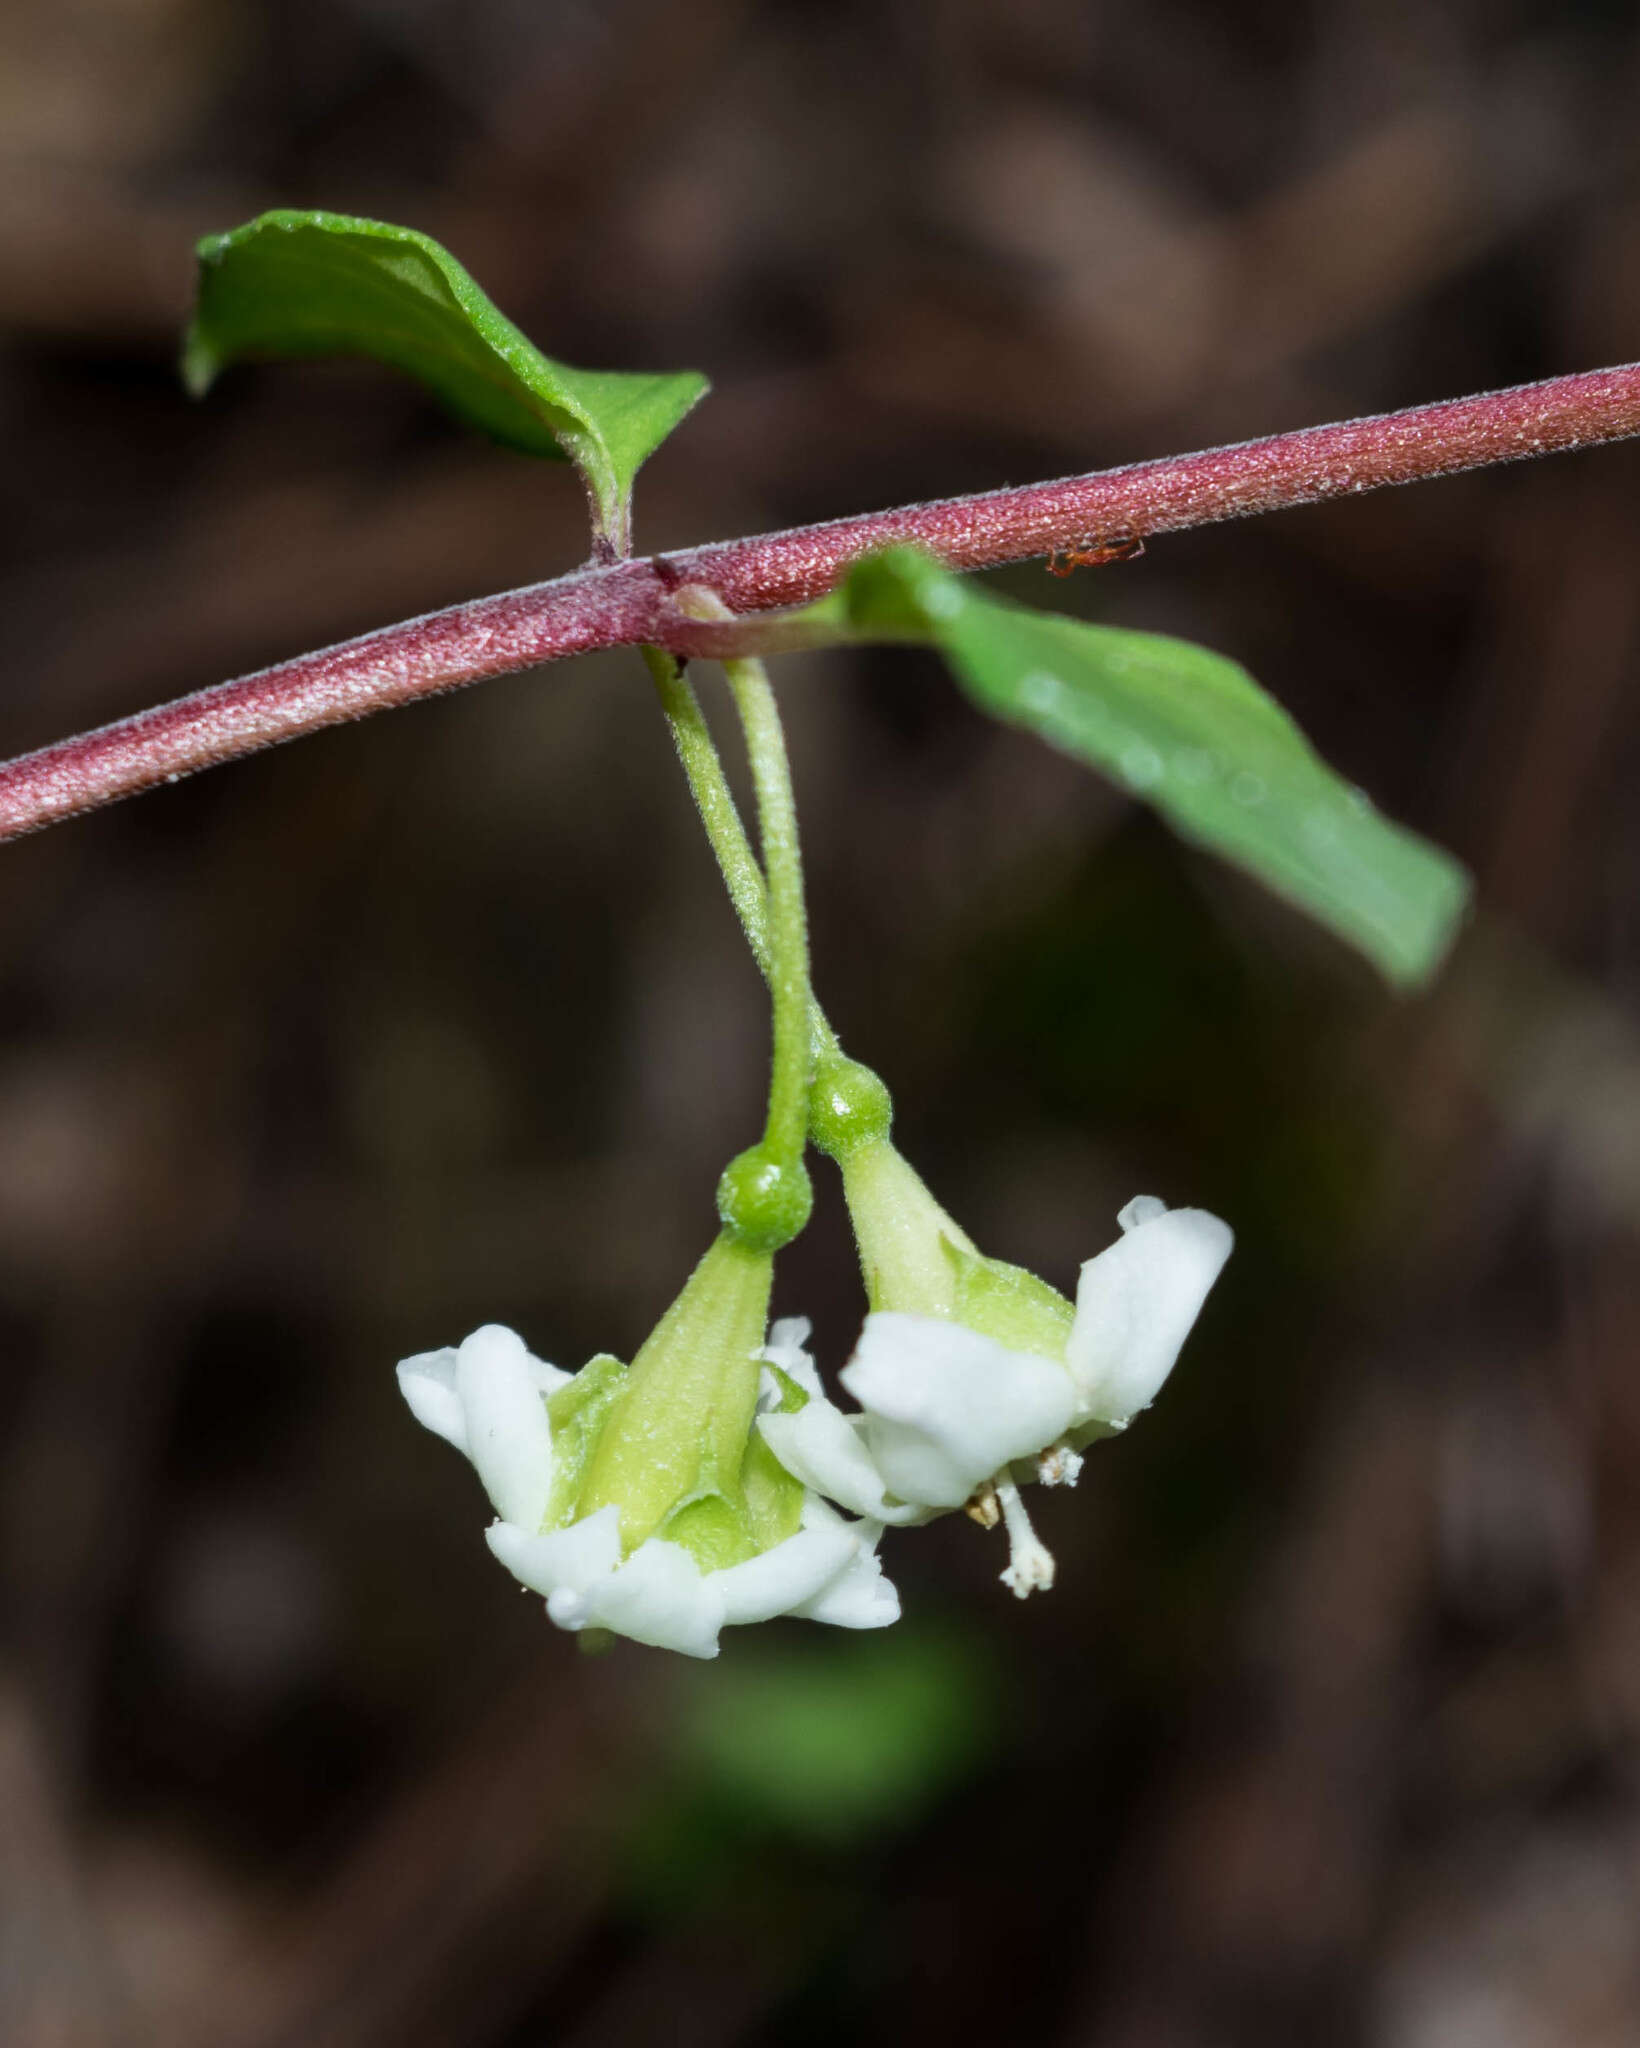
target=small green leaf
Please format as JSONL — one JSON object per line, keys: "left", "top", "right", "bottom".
{"left": 832, "top": 548, "right": 1471, "bottom": 988}
{"left": 183, "top": 209, "right": 708, "bottom": 556}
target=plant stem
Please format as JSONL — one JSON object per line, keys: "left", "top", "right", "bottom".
{"left": 6, "top": 359, "right": 1640, "bottom": 843}
{"left": 642, "top": 646, "right": 841, "bottom": 1065}
{"left": 642, "top": 647, "right": 772, "bottom": 977}
{"left": 723, "top": 651, "right": 810, "bottom": 1167}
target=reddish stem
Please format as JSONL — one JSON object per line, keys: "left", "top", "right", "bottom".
{"left": 4, "top": 360, "right": 1640, "bottom": 844}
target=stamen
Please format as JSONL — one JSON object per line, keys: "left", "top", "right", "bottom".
{"left": 1037, "top": 1442, "right": 1083, "bottom": 1487}
{"left": 995, "top": 1476, "right": 1056, "bottom": 1598}
{"left": 965, "top": 1480, "right": 1002, "bottom": 1529}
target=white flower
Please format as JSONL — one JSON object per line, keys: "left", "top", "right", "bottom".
{"left": 397, "top": 1322, "right": 898, "bottom": 1658}
{"left": 757, "top": 1197, "right": 1232, "bottom": 1596}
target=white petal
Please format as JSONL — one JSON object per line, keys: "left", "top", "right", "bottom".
{"left": 1118, "top": 1194, "right": 1168, "bottom": 1232}
{"left": 712, "top": 1517, "right": 859, "bottom": 1625}
{"left": 841, "top": 1312, "right": 1077, "bottom": 1509}
{"left": 759, "top": 1397, "right": 926, "bottom": 1525}
{"left": 755, "top": 1318, "right": 822, "bottom": 1409}
{"left": 396, "top": 1348, "right": 468, "bottom": 1452}
{"left": 485, "top": 1503, "right": 623, "bottom": 1598}
{"left": 546, "top": 1586, "right": 594, "bottom": 1631}
{"left": 762, "top": 1315, "right": 814, "bottom": 1362}
{"left": 1066, "top": 1205, "right": 1233, "bottom": 1425}
{"left": 398, "top": 1333, "right": 566, "bottom": 1460}
{"left": 456, "top": 1324, "right": 555, "bottom": 1529}
{"left": 527, "top": 1354, "right": 574, "bottom": 1396}
{"left": 799, "top": 1551, "right": 900, "bottom": 1627}
{"left": 789, "top": 1504, "right": 900, "bottom": 1629}
{"left": 586, "top": 1540, "right": 726, "bottom": 1659}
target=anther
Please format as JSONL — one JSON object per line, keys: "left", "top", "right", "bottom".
{"left": 995, "top": 1476, "right": 1056, "bottom": 1598}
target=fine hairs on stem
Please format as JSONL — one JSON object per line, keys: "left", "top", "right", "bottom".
{"left": 658, "top": 582, "right": 816, "bottom": 1174}
{"left": 724, "top": 650, "right": 810, "bottom": 1169}
{"left": 4, "top": 361, "right": 1640, "bottom": 844}
{"left": 643, "top": 644, "right": 841, "bottom": 1066}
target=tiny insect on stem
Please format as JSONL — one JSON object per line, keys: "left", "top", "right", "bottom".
{"left": 1046, "top": 535, "right": 1146, "bottom": 576}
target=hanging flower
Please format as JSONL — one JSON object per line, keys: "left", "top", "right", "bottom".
{"left": 397, "top": 1233, "right": 898, "bottom": 1658}
{"left": 770, "top": 1056, "right": 1232, "bottom": 1596}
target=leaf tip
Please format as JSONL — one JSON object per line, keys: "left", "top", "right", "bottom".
{"left": 1381, "top": 856, "right": 1475, "bottom": 992}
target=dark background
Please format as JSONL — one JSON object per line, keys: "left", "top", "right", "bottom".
{"left": 4, "top": 3, "right": 1640, "bottom": 2043}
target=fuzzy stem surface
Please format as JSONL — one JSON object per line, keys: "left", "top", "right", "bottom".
{"left": 643, "top": 647, "right": 840, "bottom": 1064}
{"left": 5, "top": 360, "right": 1640, "bottom": 843}
{"left": 723, "top": 653, "right": 810, "bottom": 1167}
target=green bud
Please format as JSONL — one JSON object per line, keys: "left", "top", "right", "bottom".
{"left": 717, "top": 1144, "right": 813, "bottom": 1251}
{"left": 808, "top": 1055, "right": 894, "bottom": 1159}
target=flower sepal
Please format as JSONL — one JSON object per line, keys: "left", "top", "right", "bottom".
{"left": 945, "top": 1240, "right": 1076, "bottom": 1365}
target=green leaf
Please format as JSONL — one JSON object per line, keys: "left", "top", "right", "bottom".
{"left": 832, "top": 548, "right": 1471, "bottom": 988}
{"left": 183, "top": 209, "right": 708, "bottom": 556}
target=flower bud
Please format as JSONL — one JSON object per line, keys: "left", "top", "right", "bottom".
{"left": 716, "top": 1145, "right": 812, "bottom": 1251}
{"left": 807, "top": 1054, "right": 893, "bottom": 1160}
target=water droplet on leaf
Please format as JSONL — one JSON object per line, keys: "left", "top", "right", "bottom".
{"left": 1121, "top": 741, "right": 1164, "bottom": 790}
{"left": 1019, "top": 670, "right": 1064, "bottom": 714}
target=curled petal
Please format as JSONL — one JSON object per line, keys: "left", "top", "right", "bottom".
{"left": 842, "top": 1313, "right": 1077, "bottom": 1510}
{"left": 759, "top": 1394, "right": 927, "bottom": 1525}
{"left": 456, "top": 1324, "right": 556, "bottom": 1529}
{"left": 1067, "top": 1203, "right": 1233, "bottom": 1426}
{"left": 485, "top": 1502, "right": 624, "bottom": 1601}
{"left": 398, "top": 1332, "right": 567, "bottom": 1465}
{"left": 396, "top": 1347, "right": 467, "bottom": 1453}
{"left": 713, "top": 1515, "right": 859, "bottom": 1625}
{"left": 756, "top": 1317, "right": 825, "bottom": 1411}
{"left": 797, "top": 1548, "right": 900, "bottom": 1628}
{"left": 495, "top": 1524, "right": 728, "bottom": 1658}
{"left": 489, "top": 1497, "right": 897, "bottom": 1648}
{"left": 758, "top": 1316, "right": 816, "bottom": 1376}
{"left": 790, "top": 1503, "right": 900, "bottom": 1628}
{"left": 588, "top": 1540, "right": 726, "bottom": 1659}
{"left": 527, "top": 1355, "right": 574, "bottom": 1396}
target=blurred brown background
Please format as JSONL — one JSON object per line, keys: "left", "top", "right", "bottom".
{"left": 4, "top": 2, "right": 1640, "bottom": 2043}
